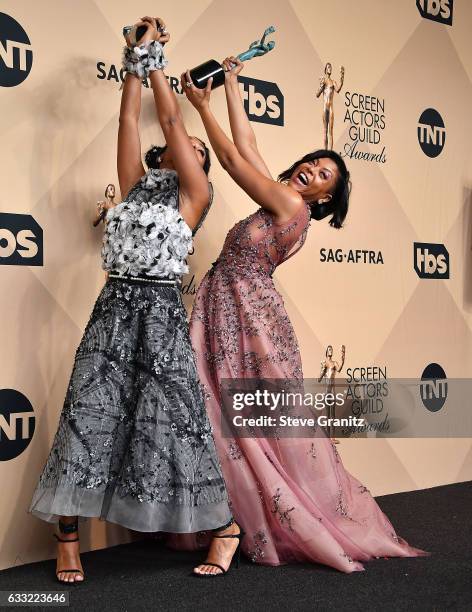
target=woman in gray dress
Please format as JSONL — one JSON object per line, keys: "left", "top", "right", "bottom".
{"left": 29, "top": 17, "right": 243, "bottom": 583}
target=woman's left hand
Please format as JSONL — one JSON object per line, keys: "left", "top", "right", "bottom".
{"left": 180, "top": 70, "right": 213, "bottom": 111}
{"left": 139, "top": 16, "right": 170, "bottom": 45}
{"left": 222, "top": 56, "right": 244, "bottom": 83}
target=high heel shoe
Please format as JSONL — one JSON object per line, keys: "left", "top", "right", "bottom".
{"left": 54, "top": 519, "right": 85, "bottom": 584}
{"left": 193, "top": 523, "right": 246, "bottom": 578}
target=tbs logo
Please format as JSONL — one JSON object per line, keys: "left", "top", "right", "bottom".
{"left": 0, "top": 389, "right": 35, "bottom": 461}
{"left": 420, "top": 363, "right": 447, "bottom": 412}
{"left": 418, "top": 109, "right": 445, "bottom": 158}
{"left": 416, "top": 0, "right": 453, "bottom": 26}
{"left": 414, "top": 242, "right": 449, "bottom": 279}
{"left": 0, "top": 213, "right": 43, "bottom": 266}
{"left": 0, "top": 12, "right": 33, "bottom": 87}
{"left": 237, "top": 76, "right": 284, "bottom": 126}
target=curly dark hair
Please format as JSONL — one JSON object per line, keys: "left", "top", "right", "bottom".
{"left": 277, "top": 149, "right": 351, "bottom": 229}
{"left": 145, "top": 138, "right": 211, "bottom": 175}
{"left": 144, "top": 145, "right": 167, "bottom": 170}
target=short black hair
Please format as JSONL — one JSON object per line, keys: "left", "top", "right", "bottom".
{"left": 277, "top": 149, "right": 351, "bottom": 229}
{"left": 145, "top": 138, "right": 211, "bottom": 175}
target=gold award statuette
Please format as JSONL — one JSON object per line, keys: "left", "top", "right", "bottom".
{"left": 316, "top": 63, "right": 345, "bottom": 150}
{"left": 318, "top": 344, "right": 345, "bottom": 442}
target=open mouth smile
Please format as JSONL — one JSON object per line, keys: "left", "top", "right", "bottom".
{"left": 296, "top": 171, "right": 311, "bottom": 187}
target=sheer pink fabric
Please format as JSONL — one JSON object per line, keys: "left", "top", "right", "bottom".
{"left": 178, "top": 203, "right": 428, "bottom": 572}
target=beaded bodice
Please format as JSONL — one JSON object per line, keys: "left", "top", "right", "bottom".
{"left": 211, "top": 203, "right": 311, "bottom": 279}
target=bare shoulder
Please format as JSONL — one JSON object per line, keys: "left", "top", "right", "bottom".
{"left": 271, "top": 182, "right": 306, "bottom": 223}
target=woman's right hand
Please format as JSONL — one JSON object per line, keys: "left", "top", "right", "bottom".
{"left": 222, "top": 56, "right": 244, "bottom": 84}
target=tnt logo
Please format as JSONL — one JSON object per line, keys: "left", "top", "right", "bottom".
{"left": 416, "top": 0, "right": 453, "bottom": 26}
{"left": 414, "top": 242, "right": 449, "bottom": 279}
{"left": 0, "top": 12, "right": 33, "bottom": 87}
{"left": 418, "top": 109, "right": 446, "bottom": 157}
{"left": 0, "top": 213, "right": 43, "bottom": 266}
{"left": 420, "top": 363, "right": 447, "bottom": 412}
{"left": 0, "top": 389, "right": 35, "bottom": 461}
{"left": 238, "top": 76, "right": 284, "bottom": 126}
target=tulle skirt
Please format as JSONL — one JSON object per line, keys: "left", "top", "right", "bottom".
{"left": 29, "top": 278, "right": 232, "bottom": 533}
{"left": 167, "top": 266, "right": 429, "bottom": 572}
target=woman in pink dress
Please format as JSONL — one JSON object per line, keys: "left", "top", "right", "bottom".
{"left": 181, "top": 59, "right": 428, "bottom": 575}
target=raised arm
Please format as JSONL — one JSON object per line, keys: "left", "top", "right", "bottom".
{"left": 182, "top": 72, "right": 302, "bottom": 223}
{"left": 337, "top": 345, "right": 346, "bottom": 373}
{"left": 139, "top": 17, "right": 210, "bottom": 231}
{"left": 222, "top": 57, "right": 272, "bottom": 178}
{"left": 117, "top": 73, "right": 145, "bottom": 199}
{"left": 335, "top": 66, "right": 344, "bottom": 93}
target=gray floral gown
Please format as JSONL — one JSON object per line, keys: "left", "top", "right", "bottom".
{"left": 28, "top": 168, "right": 232, "bottom": 533}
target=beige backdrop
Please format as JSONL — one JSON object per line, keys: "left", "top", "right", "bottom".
{"left": 1, "top": 0, "right": 471, "bottom": 570}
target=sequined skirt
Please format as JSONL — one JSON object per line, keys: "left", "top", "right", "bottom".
{"left": 29, "top": 278, "right": 231, "bottom": 533}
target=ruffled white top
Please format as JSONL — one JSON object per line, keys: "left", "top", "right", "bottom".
{"left": 101, "top": 169, "right": 193, "bottom": 279}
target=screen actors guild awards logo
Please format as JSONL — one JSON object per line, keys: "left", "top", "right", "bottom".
{"left": 318, "top": 60, "right": 387, "bottom": 164}
{"left": 315, "top": 63, "right": 345, "bottom": 150}
{"left": 342, "top": 90, "right": 386, "bottom": 163}
{"left": 345, "top": 365, "right": 390, "bottom": 433}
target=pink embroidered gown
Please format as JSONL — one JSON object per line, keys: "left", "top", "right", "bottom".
{"left": 188, "top": 202, "right": 428, "bottom": 572}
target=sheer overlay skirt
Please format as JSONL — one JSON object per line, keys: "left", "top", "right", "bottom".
{"left": 29, "top": 279, "right": 232, "bottom": 533}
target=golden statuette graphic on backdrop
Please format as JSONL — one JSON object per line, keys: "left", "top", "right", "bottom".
{"left": 316, "top": 63, "right": 345, "bottom": 150}
{"left": 318, "top": 344, "right": 346, "bottom": 443}
{"left": 93, "top": 183, "right": 116, "bottom": 227}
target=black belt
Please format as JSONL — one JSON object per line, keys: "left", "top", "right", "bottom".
{"left": 108, "top": 272, "right": 180, "bottom": 286}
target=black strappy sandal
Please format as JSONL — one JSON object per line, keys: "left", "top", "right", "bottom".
{"left": 54, "top": 519, "right": 85, "bottom": 584}
{"left": 193, "top": 520, "right": 245, "bottom": 578}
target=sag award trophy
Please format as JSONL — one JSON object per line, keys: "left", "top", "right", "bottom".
{"left": 189, "top": 26, "right": 276, "bottom": 89}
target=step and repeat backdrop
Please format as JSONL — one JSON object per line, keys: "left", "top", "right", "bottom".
{"left": 1, "top": 0, "right": 471, "bottom": 569}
